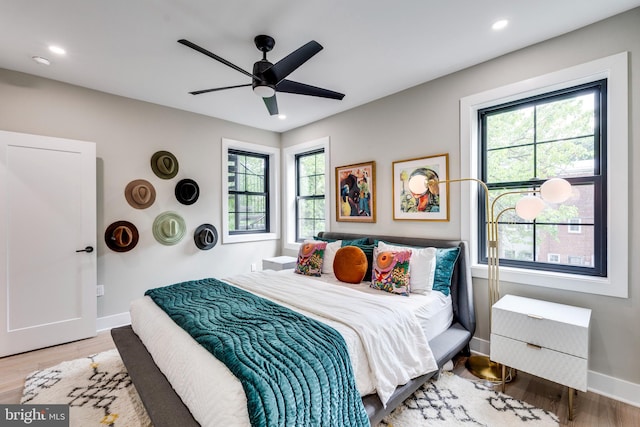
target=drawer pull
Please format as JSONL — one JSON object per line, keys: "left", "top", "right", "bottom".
{"left": 527, "top": 343, "right": 542, "bottom": 350}
{"left": 527, "top": 313, "right": 544, "bottom": 320}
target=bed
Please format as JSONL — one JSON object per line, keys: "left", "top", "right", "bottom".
{"left": 111, "top": 232, "right": 476, "bottom": 426}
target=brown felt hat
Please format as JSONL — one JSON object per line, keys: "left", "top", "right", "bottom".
{"left": 151, "top": 150, "right": 179, "bottom": 179}
{"left": 125, "top": 179, "right": 156, "bottom": 209}
{"left": 105, "top": 221, "right": 139, "bottom": 252}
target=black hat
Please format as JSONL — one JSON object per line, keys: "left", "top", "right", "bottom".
{"left": 175, "top": 179, "right": 199, "bottom": 205}
{"left": 194, "top": 224, "right": 218, "bottom": 250}
{"left": 105, "top": 221, "right": 139, "bottom": 252}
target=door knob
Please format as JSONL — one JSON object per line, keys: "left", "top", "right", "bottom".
{"left": 76, "top": 246, "right": 94, "bottom": 253}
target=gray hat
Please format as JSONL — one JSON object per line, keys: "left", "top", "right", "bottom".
{"left": 194, "top": 224, "right": 218, "bottom": 250}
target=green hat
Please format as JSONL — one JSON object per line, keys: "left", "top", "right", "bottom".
{"left": 152, "top": 211, "right": 186, "bottom": 245}
{"left": 151, "top": 150, "right": 179, "bottom": 179}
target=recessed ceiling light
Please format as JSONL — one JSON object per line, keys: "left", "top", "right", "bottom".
{"left": 278, "top": 114, "right": 287, "bottom": 120}
{"left": 32, "top": 56, "right": 51, "bottom": 65}
{"left": 492, "top": 19, "right": 508, "bottom": 31}
{"left": 48, "top": 45, "right": 66, "bottom": 55}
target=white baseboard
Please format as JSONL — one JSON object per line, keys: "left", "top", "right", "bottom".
{"left": 470, "top": 336, "right": 640, "bottom": 408}
{"left": 96, "top": 312, "right": 131, "bottom": 332}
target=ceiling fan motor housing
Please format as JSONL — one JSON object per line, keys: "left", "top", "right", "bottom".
{"left": 252, "top": 59, "right": 276, "bottom": 96}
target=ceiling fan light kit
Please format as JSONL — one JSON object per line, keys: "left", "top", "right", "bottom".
{"left": 178, "top": 35, "right": 344, "bottom": 116}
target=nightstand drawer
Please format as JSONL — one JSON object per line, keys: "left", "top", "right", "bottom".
{"left": 492, "top": 295, "right": 590, "bottom": 358}
{"left": 491, "top": 334, "right": 588, "bottom": 391}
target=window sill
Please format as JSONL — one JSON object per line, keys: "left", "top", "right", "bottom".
{"left": 471, "top": 263, "right": 627, "bottom": 298}
{"left": 222, "top": 232, "right": 279, "bottom": 245}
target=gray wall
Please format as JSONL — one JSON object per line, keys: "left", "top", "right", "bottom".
{"left": 0, "top": 70, "right": 281, "bottom": 317}
{"left": 282, "top": 9, "right": 640, "bottom": 385}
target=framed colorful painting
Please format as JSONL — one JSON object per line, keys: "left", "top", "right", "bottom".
{"left": 335, "top": 161, "right": 376, "bottom": 222}
{"left": 392, "top": 153, "right": 449, "bottom": 221}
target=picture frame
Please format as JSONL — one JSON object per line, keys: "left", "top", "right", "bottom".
{"left": 335, "top": 161, "right": 376, "bottom": 222}
{"left": 392, "top": 153, "right": 449, "bottom": 221}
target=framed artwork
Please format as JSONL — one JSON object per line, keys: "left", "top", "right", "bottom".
{"left": 392, "top": 153, "right": 449, "bottom": 221}
{"left": 336, "top": 161, "right": 376, "bottom": 222}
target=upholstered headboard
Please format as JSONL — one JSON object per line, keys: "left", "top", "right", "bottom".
{"left": 317, "top": 232, "right": 476, "bottom": 340}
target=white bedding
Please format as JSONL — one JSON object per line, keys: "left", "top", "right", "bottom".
{"left": 130, "top": 270, "right": 451, "bottom": 427}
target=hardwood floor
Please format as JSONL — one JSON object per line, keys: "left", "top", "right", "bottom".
{"left": 1, "top": 333, "right": 638, "bottom": 426}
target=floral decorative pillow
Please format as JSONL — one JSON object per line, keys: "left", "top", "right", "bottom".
{"left": 295, "top": 241, "right": 327, "bottom": 277}
{"left": 370, "top": 247, "right": 412, "bottom": 296}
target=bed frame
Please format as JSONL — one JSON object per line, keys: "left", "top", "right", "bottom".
{"left": 111, "top": 232, "right": 475, "bottom": 426}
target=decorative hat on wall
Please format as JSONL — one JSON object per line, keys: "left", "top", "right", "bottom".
{"left": 124, "top": 179, "right": 156, "bottom": 209}
{"left": 151, "top": 150, "right": 179, "bottom": 179}
{"left": 175, "top": 178, "right": 200, "bottom": 205}
{"left": 105, "top": 221, "right": 139, "bottom": 252}
{"left": 152, "top": 211, "right": 186, "bottom": 245}
{"left": 194, "top": 223, "right": 218, "bottom": 250}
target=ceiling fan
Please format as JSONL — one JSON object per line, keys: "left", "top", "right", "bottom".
{"left": 178, "top": 35, "right": 345, "bottom": 116}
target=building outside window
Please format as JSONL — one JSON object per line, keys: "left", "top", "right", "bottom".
{"left": 295, "top": 149, "right": 325, "bottom": 241}
{"left": 478, "top": 79, "right": 606, "bottom": 278}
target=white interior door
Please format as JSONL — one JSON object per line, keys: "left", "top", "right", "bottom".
{"left": 0, "top": 130, "right": 96, "bottom": 357}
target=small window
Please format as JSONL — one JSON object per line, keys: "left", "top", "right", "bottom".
{"left": 548, "top": 253, "right": 560, "bottom": 263}
{"left": 568, "top": 218, "right": 582, "bottom": 234}
{"left": 295, "top": 149, "right": 325, "bottom": 241}
{"left": 222, "top": 138, "right": 279, "bottom": 244}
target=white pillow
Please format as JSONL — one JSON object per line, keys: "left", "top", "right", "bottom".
{"left": 378, "top": 241, "right": 436, "bottom": 294}
{"left": 312, "top": 240, "right": 342, "bottom": 274}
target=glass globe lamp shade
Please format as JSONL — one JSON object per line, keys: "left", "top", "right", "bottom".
{"left": 540, "top": 178, "right": 572, "bottom": 203}
{"left": 515, "top": 195, "right": 546, "bottom": 220}
{"left": 253, "top": 85, "right": 275, "bottom": 98}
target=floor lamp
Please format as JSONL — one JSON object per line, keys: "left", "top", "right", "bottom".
{"left": 431, "top": 176, "right": 572, "bottom": 382}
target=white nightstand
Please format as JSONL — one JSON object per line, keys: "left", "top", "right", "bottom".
{"left": 490, "top": 294, "right": 591, "bottom": 420}
{"left": 262, "top": 256, "right": 297, "bottom": 271}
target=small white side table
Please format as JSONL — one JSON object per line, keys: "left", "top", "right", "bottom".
{"left": 262, "top": 256, "right": 297, "bottom": 271}
{"left": 490, "top": 294, "right": 591, "bottom": 420}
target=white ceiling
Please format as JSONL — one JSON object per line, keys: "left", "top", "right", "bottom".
{"left": 1, "top": 1, "right": 639, "bottom": 133}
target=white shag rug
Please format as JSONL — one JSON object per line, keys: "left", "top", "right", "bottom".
{"left": 21, "top": 349, "right": 151, "bottom": 427}
{"left": 21, "top": 350, "right": 558, "bottom": 427}
{"left": 379, "top": 371, "right": 559, "bottom": 427}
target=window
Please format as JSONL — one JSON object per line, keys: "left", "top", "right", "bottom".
{"left": 295, "top": 149, "right": 325, "bottom": 241}
{"left": 478, "top": 80, "right": 606, "bottom": 278}
{"left": 568, "top": 218, "right": 582, "bottom": 234}
{"left": 460, "top": 52, "right": 628, "bottom": 297}
{"left": 227, "top": 150, "right": 269, "bottom": 234}
{"left": 283, "top": 137, "right": 330, "bottom": 251}
{"left": 222, "top": 138, "right": 279, "bottom": 244}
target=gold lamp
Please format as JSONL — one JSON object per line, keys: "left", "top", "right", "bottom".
{"left": 431, "top": 177, "right": 572, "bottom": 382}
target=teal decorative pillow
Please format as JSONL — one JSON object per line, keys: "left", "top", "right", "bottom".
{"left": 370, "top": 248, "right": 412, "bottom": 296}
{"left": 341, "top": 237, "right": 369, "bottom": 246}
{"left": 432, "top": 247, "right": 460, "bottom": 296}
{"left": 295, "top": 241, "right": 327, "bottom": 277}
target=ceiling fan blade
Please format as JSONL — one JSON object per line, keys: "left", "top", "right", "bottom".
{"left": 276, "top": 79, "right": 345, "bottom": 100}
{"left": 178, "top": 39, "right": 259, "bottom": 80}
{"left": 264, "top": 41, "right": 323, "bottom": 83}
{"left": 189, "top": 83, "right": 252, "bottom": 95}
{"left": 263, "top": 95, "right": 279, "bottom": 115}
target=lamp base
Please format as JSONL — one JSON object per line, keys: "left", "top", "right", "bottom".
{"left": 465, "top": 355, "right": 515, "bottom": 383}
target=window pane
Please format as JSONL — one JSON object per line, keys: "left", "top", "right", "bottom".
{"left": 537, "top": 137, "right": 595, "bottom": 179}
{"left": 295, "top": 150, "right": 325, "bottom": 242}
{"left": 486, "top": 107, "right": 534, "bottom": 149}
{"left": 536, "top": 94, "right": 595, "bottom": 142}
{"left": 536, "top": 224, "right": 594, "bottom": 267}
{"left": 486, "top": 145, "right": 534, "bottom": 183}
{"left": 227, "top": 149, "right": 269, "bottom": 234}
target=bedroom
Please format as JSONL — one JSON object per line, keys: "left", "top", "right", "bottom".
{"left": 1, "top": 1, "right": 639, "bottom": 425}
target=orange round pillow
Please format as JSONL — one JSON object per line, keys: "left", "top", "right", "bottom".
{"left": 333, "top": 246, "right": 368, "bottom": 284}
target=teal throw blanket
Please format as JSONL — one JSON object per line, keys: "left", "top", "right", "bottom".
{"left": 145, "top": 278, "right": 369, "bottom": 427}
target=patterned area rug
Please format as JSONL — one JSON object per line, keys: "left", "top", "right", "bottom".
{"left": 379, "top": 371, "right": 559, "bottom": 427}
{"left": 21, "top": 349, "right": 150, "bottom": 427}
{"left": 21, "top": 350, "right": 558, "bottom": 427}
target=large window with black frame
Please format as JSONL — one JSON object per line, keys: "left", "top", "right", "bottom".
{"left": 478, "top": 79, "right": 607, "bottom": 277}
{"left": 227, "top": 149, "right": 269, "bottom": 234}
{"left": 295, "top": 149, "right": 325, "bottom": 242}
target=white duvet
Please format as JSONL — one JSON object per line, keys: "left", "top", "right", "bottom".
{"left": 131, "top": 270, "right": 440, "bottom": 427}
